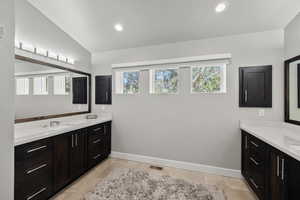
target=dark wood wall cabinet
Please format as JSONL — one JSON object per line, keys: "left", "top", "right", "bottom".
{"left": 241, "top": 130, "right": 300, "bottom": 200}
{"left": 72, "top": 77, "right": 88, "bottom": 104}
{"left": 239, "top": 66, "right": 272, "bottom": 107}
{"left": 15, "top": 121, "right": 111, "bottom": 200}
{"left": 95, "top": 76, "right": 112, "bottom": 105}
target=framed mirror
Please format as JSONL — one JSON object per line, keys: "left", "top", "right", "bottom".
{"left": 285, "top": 55, "right": 300, "bottom": 125}
{"left": 15, "top": 55, "right": 91, "bottom": 123}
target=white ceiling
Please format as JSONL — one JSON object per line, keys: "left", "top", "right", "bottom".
{"left": 28, "top": 0, "right": 300, "bottom": 53}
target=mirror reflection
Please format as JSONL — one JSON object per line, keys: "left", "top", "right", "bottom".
{"left": 288, "top": 59, "right": 300, "bottom": 121}
{"left": 15, "top": 58, "right": 89, "bottom": 121}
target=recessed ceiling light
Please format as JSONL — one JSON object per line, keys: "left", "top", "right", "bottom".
{"left": 114, "top": 24, "right": 123, "bottom": 32}
{"left": 215, "top": 2, "right": 227, "bottom": 13}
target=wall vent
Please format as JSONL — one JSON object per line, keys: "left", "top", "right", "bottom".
{"left": 149, "top": 165, "right": 163, "bottom": 170}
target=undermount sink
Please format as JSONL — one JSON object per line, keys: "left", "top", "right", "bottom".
{"left": 41, "top": 124, "right": 70, "bottom": 131}
{"left": 285, "top": 136, "right": 300, "bottom": 152}
{"left": 63, "top": 121, "right": 86, "bottom": 126}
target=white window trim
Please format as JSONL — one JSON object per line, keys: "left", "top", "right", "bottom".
{"left": 33, "top": 76, "right": 49, "bottom": 95}
{"left": 16, "top": 77, "right": 29, "bottom": 96}
{"left": 114, "top": 69, "right": 141, "bottom": 95}
{"left": 149, "top": 67, "right": 180, "bottom": 95}
{"left": 112, "top": 53, "right": 231, "bottom": 69}
{"left": 53, "top": 75, "right": 70, "bottom": 95}
{"left": 190, "top": 63, "right": 227, "bottom": 94}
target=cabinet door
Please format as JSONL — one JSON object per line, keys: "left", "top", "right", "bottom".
{"left": 53, "top": 133, "right": 71, "bottom": 192}
{"left": 104, "top": 122, "right": 111, "bottom": 156}
{"left": 269, "top": 149, "right": 286, "bottom": 200}
{"left": 239, "top": 66, "right": 272, "bottom": 107}
{"left": 241, "top": 131, "right": 250, "bottom": 178}
{"left": 72, "top": 77, "right": 88, "bottom": 104}
{"left": 285, "top": 156, "right": 300, "bottom": 200}
{"left": 70, "top": 130, "right": 86, "bottom": 179}
{"left": 95, "top": 76, "right": 112, "bottom": 104}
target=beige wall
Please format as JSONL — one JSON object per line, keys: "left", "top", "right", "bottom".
{"left": 0, "top": 0, "right": 14, "bottom": 199}
{"left": 92, "top": 30, "right": 284, "bottom": 170}
{"left": 285, "top": 13, "right": 300, "bottom": 59}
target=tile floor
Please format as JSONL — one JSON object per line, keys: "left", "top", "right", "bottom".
{"left": 51, "top": 158, "right": 257, "bottom": 200}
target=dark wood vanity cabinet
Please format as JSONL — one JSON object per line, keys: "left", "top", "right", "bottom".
{"left": 95, "top": 75, "right": 112, "bottom": 105}
{"left": 70, "top": 129, "right": 87, "bottom": 180}
{"left": 53, "top": 129, "right": 87, "bottom": 192}
{"left": 15, "top": 138, "right": 53, "bottom": 200}
{"left": 15, "top": 121, "right": 111, "bottom": 200}
{"left": 269, "top": 148, "right": 287, "bottom": 200}
{"left": 239, "top": 65, "right": 272, "bottom": 107}
{"left": 87, "top": 122, "right": 111, "bottom": 168}
{"left": 241, "top": 131, "right": 300, "bottom": 200}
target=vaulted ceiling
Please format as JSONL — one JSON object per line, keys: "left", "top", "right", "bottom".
{"left": 28, "top": 0, "right": 300, "bottom": 52}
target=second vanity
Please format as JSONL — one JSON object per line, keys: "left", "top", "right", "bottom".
{"left": 240, "top": 120, "right": 300, "bottom": 200}
{"left": 14, "top": 113, "right": 112, "bottom": 200}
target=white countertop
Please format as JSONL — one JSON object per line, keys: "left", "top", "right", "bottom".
{"left": 14, "top": 113, "right": 112, "bottom": 146}
{"left": 240, "top": 120, "right": 300, "bottom": 162}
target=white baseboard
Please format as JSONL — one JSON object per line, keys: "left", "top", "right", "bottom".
{"left": 110, "top": 151, "right": 242, "bottom": 178}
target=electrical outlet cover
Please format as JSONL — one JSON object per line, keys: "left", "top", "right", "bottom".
{"left": 258, "top": 109, "right": 265, "bottom": 117}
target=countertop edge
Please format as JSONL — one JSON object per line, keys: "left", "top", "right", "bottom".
{"left": 240, "top": 124, "right": 300, "bottom": 162}
{"left": 14, "top": 118, "right": 112, "bottom": 146}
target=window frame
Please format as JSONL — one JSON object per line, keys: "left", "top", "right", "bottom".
{"left": 33, "top": 76, "right": 49, "bottom": 95}
{"left": 114, "top": 69, "right": 141, "bottom": 95}
{"left": 15, "top": 77, "right": 30, "bottom": 96}
{"left": 190, "top": 63, "right": 227, "bottom": 94}
{"left": 53, "top": 74, "right": 70, "bottom": 95}
{"left": 149, "top": 67, "right": 180, "bottom": 95}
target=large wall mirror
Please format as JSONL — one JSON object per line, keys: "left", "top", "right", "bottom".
{"left": 15, "top": 55, "right": 91, "bottom": 123}
{"left": 285, "top": 55, "right": 300, "bottom": 125}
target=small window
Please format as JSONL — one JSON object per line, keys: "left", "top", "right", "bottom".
{"left": 16, "top": 78, "right": 29, "bottom": 95}
{"left": 53, "top": 75, "right": 70, "bottom": 95}
{"left": 191, "top": 64, "right": 226, "bottom": 93}
{"left": 150, "top": 68, "right": 179, "bottom": 94}
{"left": 33, "top": 76, "right": 48, "bottom": 95}
{"left": 115, "top": 70, "right": 140, "bottom": 94}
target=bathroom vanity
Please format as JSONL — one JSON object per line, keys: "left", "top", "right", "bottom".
{"left": 14, "top": 114, "right": 112, "bottom": 200}
{"left": 240, "top": 121, "right": 300, "bottom": 200}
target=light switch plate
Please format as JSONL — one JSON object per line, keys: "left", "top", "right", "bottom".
{"left": 258, "top": 109, "right": 265, "bottom": 117}
{"left": 0, "top": 26, "right": 4, "bottom": 39}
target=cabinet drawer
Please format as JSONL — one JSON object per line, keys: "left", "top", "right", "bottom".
{"left": 16, "top": 184, "right": 52, "bottom": 200}
{"left": 248, "top": 152, "right": 266, "bottom": 172}
{"left": 248, "top": 135, "right": 265, "bottom": 151}
{"left": 15, "top": 138, "right": 53, "bottom": 163}
{"left": 15, "top": 165, "right": 52, "bottom": 200}
{"left": 88, "top": 124, "right": 106, "bottom": 142}
{"left": 248, "top": 173, "right": 265, "bottom": 200}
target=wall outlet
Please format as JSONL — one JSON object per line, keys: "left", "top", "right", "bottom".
{"left": 258, "top": 109, "right": 265, "bottom": 117}
{"left": 0, "top": 26, "right": 4, "bottom": 39}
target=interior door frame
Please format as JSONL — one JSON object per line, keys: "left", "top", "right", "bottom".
{"left": 15, "top": 54, "right": 92, "bottom": 123}
{"left": 284, "top": 54, "right": 300, "bottom": 126}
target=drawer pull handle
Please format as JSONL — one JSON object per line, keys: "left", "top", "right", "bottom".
{"left": 250, "top": 157, "right": 259, "bottom": 166}
{"left": 93, "top": 139, "right": 101, "bottom": 144}
{"left": 27, "top": 187, "right": 47, "bottom": 200}
{"left": 26, "top": 164, "right": 47, "bottom": 174}
{"left": 249, "top": 178, "right": 259, "bottom": 189}
{"left": 93, "top": 154, "right": 101, "bottom": 160}
{"left": 250, "top": 141, "right": 259, "bottom": 148}
{"left": 93, "top": 127, "right": 102, "bottom": 132}
{"left": 27, "top": 145, "right": 47, "bottom": 153}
